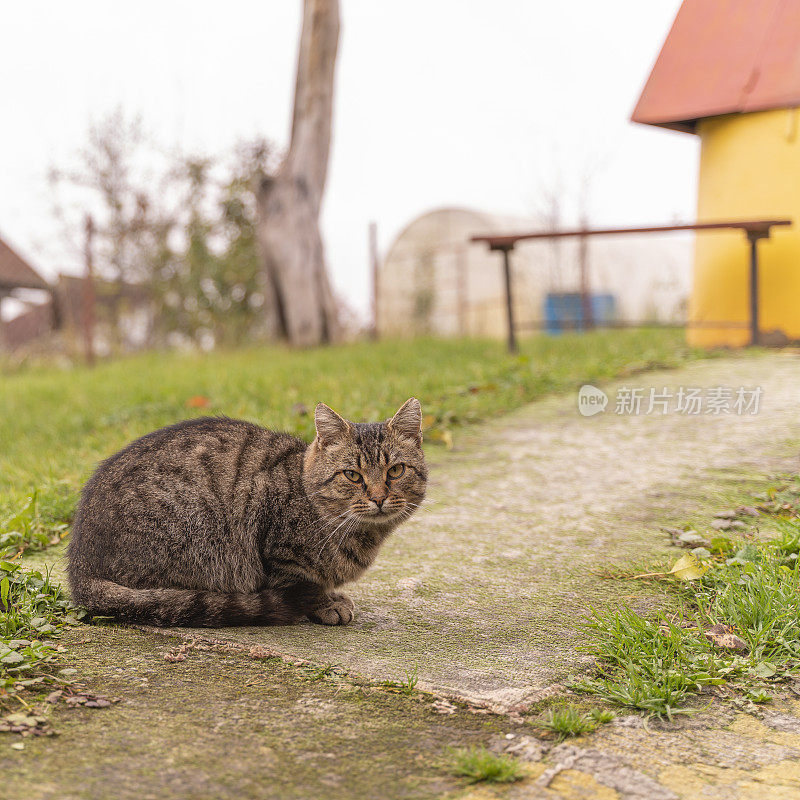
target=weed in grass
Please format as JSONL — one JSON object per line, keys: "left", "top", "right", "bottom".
{"left": 0, "top": 560, "right": 84, "bottom": 711}
{"left": 451, "top": 746, "right": 524, "bottom": 784}
{"left": 0, "top": 492, "right": 69, "bottom": 559}
{"left": 576, "top": 496, "right": 800, "bottom": 718}
{"left": 772, "top": 516, "right": 800, "bottom": 563}
{"left": 697, "top": 550, "right": 800, "bottom": 665}
{"left": 572, "top": 606, "right": 732, "bottom": 719}
{"left": 378, "top": 669, "right": 418, "bottom": 695}
{"left": 745, "top": 689, "right": 773, "bottom": 703}
{"left": 589, "top": 708, "right": 616, "bottom": 724}
{"left": 538, "top": 704, "right": 597, "bottom": 741}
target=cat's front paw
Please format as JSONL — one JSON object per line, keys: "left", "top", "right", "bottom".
{"left": 309, "top": 592, "right": 355, "bottom": 625}
{"left": 328, "top": 590, "right": 355, "bottom": 610}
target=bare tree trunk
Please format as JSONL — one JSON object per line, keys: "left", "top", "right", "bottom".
{"left": 257, "top": 0, "right": 340, "bottom": 346}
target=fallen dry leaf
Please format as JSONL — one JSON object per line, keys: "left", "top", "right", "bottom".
{"left": 185, "top": 395, "right": 211, "bottom": 409}
{"left": 0, "top": 712, "right": 53, "bottom": 736}
{"left": 736, "top": 506, "right": 761, "bottom": 517}
{"left": 704, "top": 624, "right": 747, "bottom": 652}
{"left": 669, "top": 553, "right": 709, "bottom": 581}
{"left": 431, "top": 698, "right": 457, "bottom": 715}
{"left": 60, "top": 689, "right": 119, "bottom": 709}
{"left": 65, "top": 695, "right": 88, "bottom": 705}
{"left": 629, "top": 553, "right": 710, "bottom": 581}
{"left": 164, "top": 652, "right": 186, "bottom": 662}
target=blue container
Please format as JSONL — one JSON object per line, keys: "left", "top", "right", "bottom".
{"left": 544, "top": 293, "right": 616, "bottom": 334}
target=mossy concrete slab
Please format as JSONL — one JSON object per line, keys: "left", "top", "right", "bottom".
{"left": 7, "top": 630, "right": 800, "bottom": 799}
{"left": 26, "top": 354, "right": 800, "bottom": 711}
{"left": 2, "top": 626, "right": 509, "bottom": 800}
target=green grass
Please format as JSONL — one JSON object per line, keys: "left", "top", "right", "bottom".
{"left": 535, "top": 703, "right": 614, "bottom": 741}
{"left": 451, "top": 746, "right": 524, "bottom": 784}
{"left": 0, "top": 492, "right": 70, "bottom": 561}
{"left": 0, "top": 559, "right": 84, "bottom": 711}
{"left": 574, "top": 479, "right": 800, "bottom": 719}
{"left": 574, "top": 607, "right": 731, "bottom": 719}
{"left": 538, "top": 704, "right": 598, "bottom": 741}
{"left": 745, "top": 689, "right": 773, "bottom": 704}
{"left": 589, "top": 708, "right": 616, "bottom": 723}
{"left": 0, "top": 330, "right": 704, "bottom": 559}
{"left": 378, "top": 669, "right": 419, "bottom": 696}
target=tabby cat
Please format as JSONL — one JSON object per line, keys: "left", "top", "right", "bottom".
{"left": 67, "top": 399, "right": 427, "bottom": 627}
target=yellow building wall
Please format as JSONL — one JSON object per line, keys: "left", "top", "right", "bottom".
{"left": 690, "top": 108, "right": 800, "bottom": 347}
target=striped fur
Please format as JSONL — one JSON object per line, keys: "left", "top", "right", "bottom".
{"left": 73, "top": 578, "right": 320, "bottom": 627}
{"left": 67, "top": 400, "right": 427, "bottom": 628}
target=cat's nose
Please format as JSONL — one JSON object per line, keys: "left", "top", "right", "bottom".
{"left": 370, "top": 496, "right": 385, "bottom": 509}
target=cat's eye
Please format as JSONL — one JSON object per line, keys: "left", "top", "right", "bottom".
{"left": 387, "top": 463, "right": 405, "bottom": 479}
{"left": 343, "top": 469, "right": 362, "bottom": 483}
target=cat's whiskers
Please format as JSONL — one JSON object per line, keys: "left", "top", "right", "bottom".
{"left": 317, "top": 512, "right": 355, "bottom": 557}
{"left": 311, "top": 514, "right": 351, "bottom": 549}
{"left": 308, "top": 509, "right": 352, "bottom": 555}
{"left": 313, "top": 510, "right": 349, "bottom": 527}
{"left": 311, "top": 507, "right": 351, "bottom": 528}
{"left": 336, "top": 514, "right": 361, "bottom": 551}
{"left": 394, "top": 506, "right": 418, "bottom": 524}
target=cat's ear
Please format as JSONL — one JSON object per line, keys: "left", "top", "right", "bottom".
{"left": 314, "top": 403, "right": 351, "bottom": 445}
{"left": 388, "top": 398, "right": 422, "bottom": 445}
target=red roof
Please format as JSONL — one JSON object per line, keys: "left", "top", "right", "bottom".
{"left": 632, "top": 0, "right": 800, "bottom": 133}
{"left": 0, "top": 236, "right": 49, "bottom": 291}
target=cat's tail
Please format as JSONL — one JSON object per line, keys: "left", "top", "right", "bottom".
{"left": 70, "top": 577, "right": 319, "bottom": 628}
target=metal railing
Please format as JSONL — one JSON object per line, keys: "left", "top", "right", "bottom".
{"left": 471, "top": 219, "right": 792, "bottom": 352}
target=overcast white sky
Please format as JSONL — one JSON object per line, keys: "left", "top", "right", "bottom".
{"left": 1, "top": 0, "right": 697, "bottom": 316}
